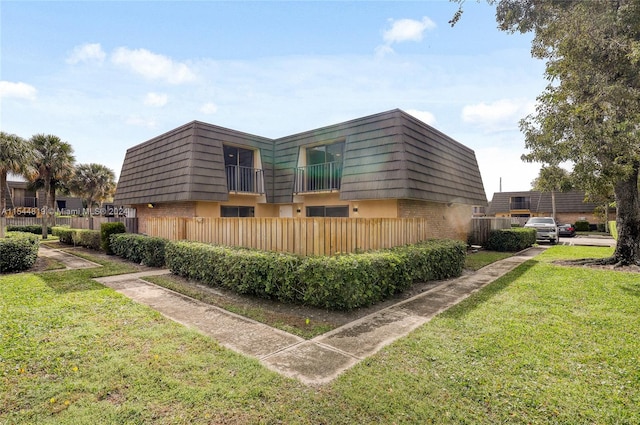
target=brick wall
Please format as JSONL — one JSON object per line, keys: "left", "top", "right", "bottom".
{"left": 135, "top": 202, "right": 196, "bottom": 234}
{"left": 398, "top": 199, "right": 471, "bottom": 241}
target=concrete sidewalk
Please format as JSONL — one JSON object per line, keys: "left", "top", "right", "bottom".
{"left": 38, "top": 245, "right": 103, "bottom": 269}
{"left": 94, "top": 247, "right": 544, "bottom": 385}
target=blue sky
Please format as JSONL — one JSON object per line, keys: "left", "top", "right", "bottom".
{"left": 1, "top": 0, "right": 548, "bottom": 198}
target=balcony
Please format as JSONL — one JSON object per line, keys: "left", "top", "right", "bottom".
{"left": 510, "top": 199, "right": 531, "bottom": 210}
{"left": 294, "top": 162, "right": 343, "bottom": 193}
{"left": 226, "top": 165, "right": 264, "bottom": 194}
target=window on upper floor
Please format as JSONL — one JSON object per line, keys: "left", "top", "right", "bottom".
{"left": 294, "top": 141, "right": 345, "bottom": 193}
{"left": 510, "top": 196, "right": 531, "bottom": 210}
{"left": 223, "top": 145, "right": 264, "bottom": 193}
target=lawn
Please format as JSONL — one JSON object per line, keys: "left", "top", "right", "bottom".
{"left": 1, "top": 246, "right": 638, "bottom": 424}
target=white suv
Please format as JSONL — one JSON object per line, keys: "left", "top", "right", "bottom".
{"left": 524, "top": 217, "right": 559, "bottom": 244}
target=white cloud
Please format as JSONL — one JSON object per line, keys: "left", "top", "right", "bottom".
{"left": 376, "top": 17, "right": 436, "bottom": 58}
{"left": 144, "top": 92, "right": 168, "bottom": 107}
{"left": 0, "top": 81, "right": 37, "bottom": 100}
{"left": 383, "top": 17, "right": 436, "bottom": 44}
{"left": 200, "top": 102, "right": 218, "bottom": 114}
{"left": 111, "top": 47, "right": 196, "bottom": 84}
{"left": 67, "top": 43, "right": 106, "bottom": 64}
{"left": 125, "top": 116, "right": 157, "bottom": 128}
{"left": 462, "top": 98, "right": 536, "bottom": 132}
{"left": 406, "top": 109, "right": 437, "bottom": 126}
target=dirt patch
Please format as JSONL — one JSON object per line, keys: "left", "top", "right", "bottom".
{"left": 147, "top": 271, "right": 472, "bottom": 331}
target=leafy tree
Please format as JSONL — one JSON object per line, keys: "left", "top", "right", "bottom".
{"left": 68, "top": 163, "right": 116, "bottom": 214}
{"left": 530, "top": 164, "right": 573, "bottom": 220}
{"left": 453, "top": 0, "right": 640, "bottom": 265}
{"left": 0, "top": 132, "right": 34, "bottom": 238}
{"left": 29, "top": 134, "right": 76, "bottom": 239}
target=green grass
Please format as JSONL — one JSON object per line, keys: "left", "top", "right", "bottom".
{"left": 143, "top": 274, "right": 335, "bottom": 339}
{"left": 464, "top": 250, "right": 513, "bottom": 271}
{"left": 2, "top": 246, "right": 639, "bottom": 424}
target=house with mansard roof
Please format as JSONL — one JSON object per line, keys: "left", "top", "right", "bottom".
{"left": 114, "top": 109, "right": 488, "bottom": 240}
{"left": 486, "top": 190, "right": 603, "bottom": 225}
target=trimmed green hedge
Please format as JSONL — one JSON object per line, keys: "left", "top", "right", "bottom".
{"left": 1, "top": 232, "right": 40, "bottom": 273}
{"left": 52, "top": 227, "right": 101, "bottom": 250}
{"left": 486, "top": 228, "right": 536, "bottom": 252}
{"left": 52, "top": 227, "right": 73, "bottom": 244}
{"left": 165, "top": 239, "right": 466, "bottom": 311}
{"left": 110, "top": 233, "right": 168, "bottom": 267}
{"left": 166, "top": 242, "right": 302, "bottom": 300}
{"left": 574, "top": 220, "right": 590, "bottom": 232}
{"left": 6, "top": 225, "right": 52, "bottom": 235}
{"left": 100, "top": 222, "right": 126, "bottom": 254}
{"left": 609, "top": 221, "right": 618, "bottom": 240}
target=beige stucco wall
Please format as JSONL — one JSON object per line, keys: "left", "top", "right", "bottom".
{"left": 134, "top": 202, "right": 196, "bottom": 234}
{"left": 398, "top": 199, "right": 472, "bottom": 241}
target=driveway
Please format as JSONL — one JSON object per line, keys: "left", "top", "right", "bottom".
{"left": 559, "top": 234, "right": 616, "bottom": 247}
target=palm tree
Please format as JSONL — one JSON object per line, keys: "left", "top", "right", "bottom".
{"left": 0, "top": 132, "right": 34, "bottom": 238}
{"left": 68, "top": 163, "right": 116, "bottom": 218}
{"left": 29, "top": 134, "right": 76, "bottom": 239}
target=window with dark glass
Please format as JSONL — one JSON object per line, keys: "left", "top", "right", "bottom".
{"left": 295, "top": 141, "right": 345, "bottom": 192}
{"left": 221, "top": 206, "right": 255, "bottom": 217}
{"left": 224, "top": 145, "right": 255, "bottom": 192}
{"left": 305, "top": 205, "right": 349, "bottom": 217}
{"left": 510, "top": 196, "right": 531, "bottom": 210}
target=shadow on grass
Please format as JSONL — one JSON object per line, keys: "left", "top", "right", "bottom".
{"left": 439, "top": 259, "right": 539, "bottom": 320}
{"left": 37, "top": 268, "right": 107, "bottom": 293}
{"left": 621, "top": 282, "right": 640, "bottom": 297}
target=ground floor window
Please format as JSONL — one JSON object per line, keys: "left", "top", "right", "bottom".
{"left": 306, "top": 205, "right": 349, "bottom": 217}
{"left": 221, "top": 206, "right": 255, "bottom": 217}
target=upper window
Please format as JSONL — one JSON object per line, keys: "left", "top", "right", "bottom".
{"left": 306, "top": 141, "right": 344, "bottom": 165}
{"left": 294, "top": 141, "right": 345, "bottom": 193}
{"left": 510, "top": 196, "right": 531, "bottom": 210}
{"left": 224, "top": 145, "right": 263, "bottom": 193}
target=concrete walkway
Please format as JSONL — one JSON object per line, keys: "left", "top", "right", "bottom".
{"left": 38, "top": 245, "right": 103, "bottom": 269}
{"left": 93, "top": 247, "right": 545, "bottom": 385}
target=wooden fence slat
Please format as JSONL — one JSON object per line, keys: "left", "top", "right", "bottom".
{"left": 137, "top": 216, "right": 511, "bottom": 255}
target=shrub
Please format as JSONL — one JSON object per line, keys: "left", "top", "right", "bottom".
{"left": 297, "top": 251, "right": 410, "bottom": 310}
{"left": 72, "top": 229, "right": 101, "bottom": 250}
{"left": 110, "top": 233, "right": 168, "bottom": 267}
{"left": 392, "top": 239, "right": 467, "bottom": 284}
{"left": 486, "top": 228, "right": 536, "bottom": 252}
{"left": 166, "top": 241, "right": 302, "bottom": 300}
{"left": 52, "top": 227, "right": 74, "bottom": 244}
{"left": 165, "top": 238, "right": 466, "bottom": 311}
{"left": 6, "top": 225, "right": 51, "bottom": 235}
{"left": 100, "top": 222, "right": 126, "bottom": 255}
{"left": 0, "top": 232, "right": 40, "bottom": 273}
{"left": 609, "top": 221, "right": 618, "bottom": 240}
{"left": 574, "top": 220, "right": 590, "bottom": 232}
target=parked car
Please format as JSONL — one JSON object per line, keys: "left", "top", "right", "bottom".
{"left": 558, "top": 223, "right": 576, "bottom": 237}
{"left": 524, "top": 217, "right": 559, "bottom": 244}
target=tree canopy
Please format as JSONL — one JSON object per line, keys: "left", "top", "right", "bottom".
{"left": 486, "top": 0, "right": 640, "bottom": 265}
{"left": 29, "top": 134, "right": 76, "bottom": 238}
{"left": 0, "top": 132, "right": 34, "bottom": 238}
{"left": 68, "top": 163, "right": 116, "bottom": 213}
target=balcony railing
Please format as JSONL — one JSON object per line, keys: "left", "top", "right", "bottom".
{"left": 18, "top": 197, "right": 38, "bottom": 208}
{"left": 510, "top": 200, "right": 531, "bottom": 210}
{"left": 226, "top": 165, "right": 264, "bottom": 194}
{"left": 294, "top": 161, "right": 343, "bottom": 193}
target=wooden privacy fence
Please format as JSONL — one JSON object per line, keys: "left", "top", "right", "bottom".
{"left": 145, "top": 217, "right": 447, "bottom": 256}
{"left": 4, "top": 216, "right": 138, "bottom": 233}
{"left": 469, "top": 217, "right": 512, "bottom": 246}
